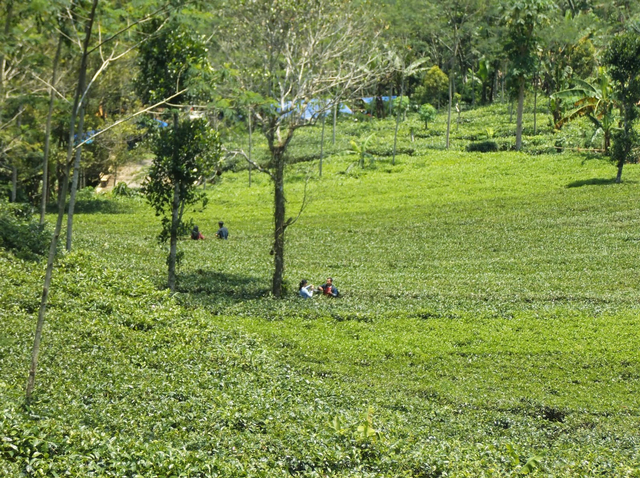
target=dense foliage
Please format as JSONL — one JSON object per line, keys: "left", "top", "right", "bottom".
{"left": 2, "top": 0, "right": 639, "bottom": 205}
{"left": 0, "top": 201, "right": 52, "bottom": 261}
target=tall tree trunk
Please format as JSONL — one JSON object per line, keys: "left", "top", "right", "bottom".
{"left": 167, "top": 112, "right": 180, "bottom": 292}
{"left": 471, "top": 65, "right": 476, "bottom": 109}
{"left": 10, "top": 164, "right": 16, "bottom": 202}
{"left": 10, "top": 104, "right": 21, "bottom": 202}
{"left": 26, "top": 0, "right": 99, "bottom": 404}
{"left": 168, "top": 182, "right": 180, "bottom": 291}
{"left": 272, "top": 150, "right": 286, "bottom": 297}
{"left": 332, "top": 102, "right": 337, "bottom": 145}
{"left": 0, "top": 1, "right": 13, "bottom": 118}
{"left": 392, "top": 80, "right": 404, "bottom": 165}
{"left": 491, "top": 68, "right": 497, "bottom": 103}
{"left": 515, "top": 77, "right": 525, "bottom": 151}
{"left": 616, "top": 159, "right": 624, "bottom": 183}
{"left": 446, "top": 73, "right": 453, "bottom": 149}
{"left": 319, "top": 112, "right": 325, "bottom": 176}
{"left": 248, "top": 108, "right": 252, "bottom": 186}
{"left": 533, "top": 72, "right": 538, "bottom": 135}
{"left": 66, "top": 104, "right": 86, "bottom": 252}
{"left": 40, "top": 36, "right": 63, "bottom": 225}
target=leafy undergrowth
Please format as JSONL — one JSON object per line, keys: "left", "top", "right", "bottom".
{"left": 2, "top": 104, "right": 640, "bottom": 475}
{"left": 2, "top": 251, "right": 639, "bottom": 476}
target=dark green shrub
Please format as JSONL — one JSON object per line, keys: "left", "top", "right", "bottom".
{"left": 71, "top": 187, "right": 126, "bottom": 214}
{"left": 0, "top": 201, "right": 52, "bottom": 261}
{"left": 466, "top": 141, "right": 499, "bottom": 153}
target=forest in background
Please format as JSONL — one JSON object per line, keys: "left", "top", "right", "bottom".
{"left": 0, "top": 0, "right": 639, "bottom": 205}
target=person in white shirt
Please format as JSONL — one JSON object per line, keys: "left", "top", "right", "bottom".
{"left": 298, "top": 279, "right": 315, "bottom": 299}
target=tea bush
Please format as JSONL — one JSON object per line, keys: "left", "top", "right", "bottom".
{"left": 466, "top": 140, "right": 499, "bottom": 152}
{"left": 0, "top": 201, "right": 52, "bottom": 261}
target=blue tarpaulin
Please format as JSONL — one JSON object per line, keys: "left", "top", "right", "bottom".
{"left": 74, "top": 130, "right": 98, "bottom": 145}
{"left": 281, "top": 99, "right": 353, "bottom": 120}
{"left": 360, "top": 96, "right": 397, "bottom": 104}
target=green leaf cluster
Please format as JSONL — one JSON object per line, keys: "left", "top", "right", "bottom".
{"left": 143, "top": 118, "right": 221, "bottom": 243}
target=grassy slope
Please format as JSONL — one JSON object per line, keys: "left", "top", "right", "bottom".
{"left": 1, "top": 104, "right": 640, "bottom": 476}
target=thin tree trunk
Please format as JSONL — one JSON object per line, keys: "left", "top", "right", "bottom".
{"left": 533, "top": 72, "right": 538, "bottom": 135}
{"left": 10, "top": 165, "right": 16, "bottom": 202}
{"left": 168, "top": 182, "right": 180, "bottom": 291}
{"left": 40, "top": 36, "right": 63, "bottom": 225}
{"left": 167, "top": 112, "right": 180, "bottom": 292}
{"left": 392, "top": 80, "right": 404, "bottom": 165}
{"left": 10, "top": 104, "right": 21, "bottom": 202}
{"left": 248, "top": 108, "right": 252, "bottom": 186}
{"left": 66, "top": 105, "right": 86, "bottom": 252}
{"left": 616, "top": 160, "right": 623, "bottom": 183}
{"left": 471, "top": 65, "right": 476, "bottom": 109}
{"left": 388, "top": 86, "right": 393, "bottom": 117}
{"left": 0, "top": 1, "right": 13, "bottom": 118}
{"left": 492, "top": 68, "right": 498, "bottom": 103}
{"left": 26, "top": 0, "right": 99, "bottom": 404}
{"left": 332, "top": 102, "right": 337, "bottom": 145}
{"left": 319, "top": 112, "right": 325, "bottom": 176}
{"left": 446, "top": 73, "right": 452, "bottom": 149}
{"left": 516, "top": 78, "right": 525, "bottom": 151}
{"left": 272, "top": 151, "right": 286, "bottom": 297}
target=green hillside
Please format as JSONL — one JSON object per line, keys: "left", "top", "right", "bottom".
{"left": 2, "top": 105, "right": 640, "bottom": 476}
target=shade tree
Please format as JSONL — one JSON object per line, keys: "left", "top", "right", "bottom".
{"left": 502, "top": 0, "right": 555, "bottom": 151}
{"left": 218, "top": 0, "right": 384, "bottom": 297}
{"left": 604, "top": 31, "right": 640, "bottom": 183}
{"left": 137, "top": 17, "right": 221, "bottom": 292}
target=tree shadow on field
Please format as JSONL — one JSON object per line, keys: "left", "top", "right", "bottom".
{"left": 176, "top": 269, "right": 268, "bottom": 302}
{"left": 566, "top": 178, "right": 618, "bottom": 188}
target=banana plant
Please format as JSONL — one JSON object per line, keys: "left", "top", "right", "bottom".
{"left": 348, "top": 134, "right": 375, "bottom": 168}
{"left": 553, "top": 69, "right": 616, "bottom": 153}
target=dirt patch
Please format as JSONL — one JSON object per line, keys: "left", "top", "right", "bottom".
{"left": 96, "top": 158, "right": 152, "bottom": 193}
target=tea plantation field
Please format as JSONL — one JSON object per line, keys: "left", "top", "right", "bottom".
{"left": 2, "top": 106, "right": 640, "bottom": 476}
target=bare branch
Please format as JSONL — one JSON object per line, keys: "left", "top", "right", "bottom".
{"left": 87, "top": 3, "right": 171, "bottom": 55}
{"left": 0, "top": 109, "right": 24, "bottom": 133}
{"left": 72, "top": 88, "right": 188, "bottom": 152}
{"left": 223, "top": 146, "right": 275, "bottom": 181}
{"left": 285, "top": 175, "right": 312, "bottom": 229}
{"left": 78, "top": 16, "right": 169, "bottom": 114}
{"left": 29, "top": 73, "right": 71, "bottom": 103}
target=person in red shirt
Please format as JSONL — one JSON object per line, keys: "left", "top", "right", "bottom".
{"left": 318, "top": 277, "right": 339, "bottom": 297}
{"left": 191, "top": 225, "right": 205, "bottom": 240}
